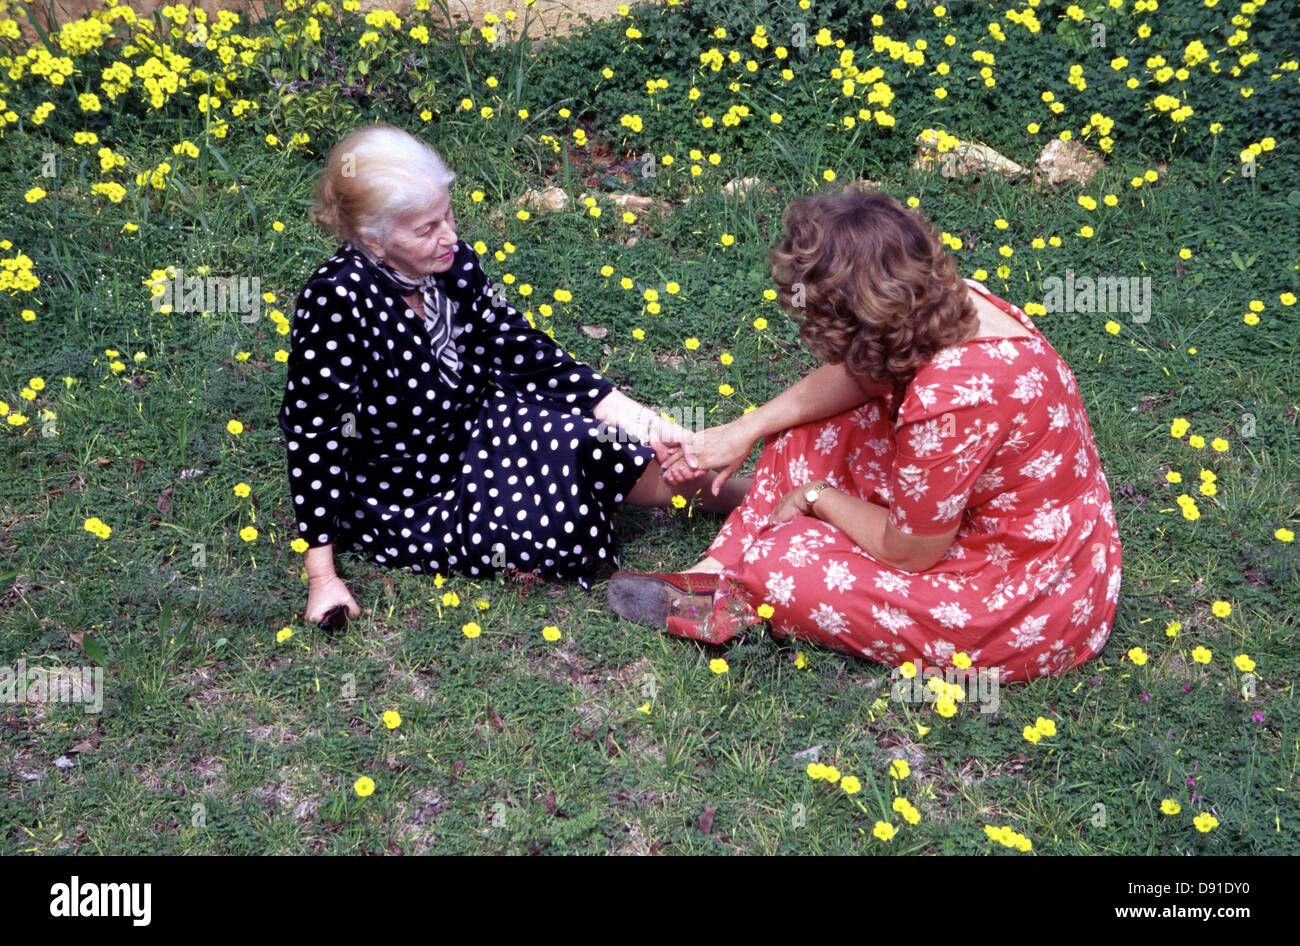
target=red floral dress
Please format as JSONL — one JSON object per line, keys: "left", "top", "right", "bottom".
{"left": 686, "top": 279, "right": 1122, "bottom": 684}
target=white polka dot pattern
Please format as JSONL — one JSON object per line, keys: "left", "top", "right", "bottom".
{"left": 277, "top": 240, "right": 653, "bottom": 587}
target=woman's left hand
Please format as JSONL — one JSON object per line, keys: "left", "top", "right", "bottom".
{"left": 646, "top": 415, "right": 696, "bottom": 469}
{"left": 768, "top": 485, "right": 813, "bottom": 525}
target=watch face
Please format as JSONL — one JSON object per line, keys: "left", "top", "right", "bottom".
{"left": 805, "top": 487, "right": 819, "bottom": 504}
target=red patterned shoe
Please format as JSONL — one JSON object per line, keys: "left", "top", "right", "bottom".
{"left": 607, "top": 572, "right": 718, "bottom": 626}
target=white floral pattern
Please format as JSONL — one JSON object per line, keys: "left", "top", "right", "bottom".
{"left": 681, "top": 279, "right": 1121, "bottom": 684}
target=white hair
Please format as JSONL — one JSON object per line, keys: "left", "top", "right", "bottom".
{"left": 310, "top": 123, "right": 457, "bottom": 257}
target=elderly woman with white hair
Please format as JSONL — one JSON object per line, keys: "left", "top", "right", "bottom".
{"left": 280, "top": 123, "right": 747, "bottom": 626}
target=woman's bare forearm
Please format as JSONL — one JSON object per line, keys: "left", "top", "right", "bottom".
{"left": 735, "top": 363, "right": 890, "bottom": 442}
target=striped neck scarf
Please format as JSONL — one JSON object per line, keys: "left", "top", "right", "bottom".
{"left": 356, "top": 245, "right": 462, "bottom": 389}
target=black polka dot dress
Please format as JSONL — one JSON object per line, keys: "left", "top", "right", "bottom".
{"left": 278, "top": 240, "right": 655, "bottom": 588}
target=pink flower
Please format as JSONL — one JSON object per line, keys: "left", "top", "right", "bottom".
{"left": 1252, "top": 711, "right": 1265, "bottom": 723}
{"left": 1140, "top": 691, "right": 1149, "bottom": 701}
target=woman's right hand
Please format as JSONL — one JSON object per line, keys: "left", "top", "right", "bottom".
{"left": 305, "top": 574, "right": 362, "bottom": 625}
{"left": 664, "top": 419, "right": 757, "bottom": 494}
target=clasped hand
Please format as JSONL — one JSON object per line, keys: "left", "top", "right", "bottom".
{"left": 656, "top": 419, "right": 754, "bottom": 495}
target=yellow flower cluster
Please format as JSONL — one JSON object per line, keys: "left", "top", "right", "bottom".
{"left": 1238, "top": 136, "right": 1275, "bottom": 165}
{"left": 1022, "top": 715, "right": 1057, "bottom": 744}
{"left": 920, "top": 127, "right": 961, "bottom": 153}
{"left": 364, "top": 9, "right": 402, "bottom": 29}
{"left": 0, "top": 247, "right": 39, "bottom": 293}
{"left": 1151, "top": 93, "right": 1194, "bottom": 122}
{"left": 806, "top": 762, "right": 841, "bottom": 782}
{"left": 984, "top": 823, "right": 1032, "bottom": 851}
{"left": 83, "top": 516, "right": 112, "bottom": 539}
{"left": 9, "top": 47, "right": 77, "bottom": 86}
{"left": 134, "top": 161, "right": 172, "bottom": 190}
{"left": 892, "top": 796, "right": 921, "bottom": 824}
{"left": 92, "top": 182, "right": 128, "bottom": 203}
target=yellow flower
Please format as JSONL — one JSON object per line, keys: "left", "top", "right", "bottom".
{"left": 709, "top": 657, "right": 729, "bottom": 674}
{"left": 24, "top": 187, "right": 47, "bottom": 203}
{"left": 840, "top": 775, "right": 861, "bottom": 794}
{"left": 462, "top": 621, "right": 481, "bottom": 638}
{"left": 952, "top": 652, "right": 971, "bottom": 669}
{"left": 291, "top": 538, "right": 309, "bottom": 553}
{"left": 671, "top": 494, "right": 687, "bottom": 509}
{"left": 1104, "top": 320, "right": 1121, "bottom": 335}
{"left": 935, "top": 698, "right": 957, "bottom": 717}
{"left": 354, "top": 776, "right": 375, "bottom": 797}
{"left": 794, "top": 651, "right": 807, "bottom": 669}
{"left": 1191, "top": 646, "right": 1212, "bottom": 664}
{"left": 719, "top": 352, "right": 734, "bottom": 365}
{"left": 240, "top": 526, "right": 258, "bottom": 542}
{"left": 1128, "top": 646, "right": 1149, "bottom": 666}
{"left": 753, "top": 317, "right": 768, "bottom": 331}
{"left": 684, "top": 337, "right": 700, "bottom": 350}
{"left": 1170, "top": 417, "right": 1190, "bottom": 438}
{"left": 1211, "top": 438, "right": 1228, "bottom": 452}
{"left": 542, "top": 625, "right": 561, "bottom": 641}
{"left": 1023, "top": 725, "right": 1042, "bottom": 744}
{"left": 1035, "top": 716, "right": 1057, "bottom": 736}
{"left": 873, "top": 821, "right": 896, "bottom": 841}
{"left": 636, "top": 702, "right": 651, "bottom": 714}
{"left": 233, "top": 482, "right": 251, "bottom": 497}
{"left": 756, "top": 603, "right": 775, "bottom": 619}
{"left": 1160, "top": 799, "right": 1181, "bottom": 815}
{"left": 1276, "top": 528, "right": 1294, "bottom": 542}
{"left": 226, "top": 419, "right": 244, "bottom": 435}
{"left": 1193, "top": 812, "right": 1219, "bottom": 832}
{"left": 889, "top": 759, "right": 909, "bottom": 779}
{"left": 1233, "top": 654, "right": 1255, "bottom": 673}
{"left": 1211, "top": 600, "right": 1231, "bottom": 618}
{"left": 82, "top": 517, "right": 111, "bottom": 539}
{"left": 1188, "top": 435, "right": 1205, "bottom": 449}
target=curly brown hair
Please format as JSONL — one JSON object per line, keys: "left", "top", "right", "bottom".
{"left": 768, "top": 186, "right": 978, "bottom": 421}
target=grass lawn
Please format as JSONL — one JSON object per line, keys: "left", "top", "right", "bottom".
{"left": 1, "top": 0, "right": 1297, "bottom": 854}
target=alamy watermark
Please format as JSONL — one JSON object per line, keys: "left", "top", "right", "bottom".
{"left": 596, "top": 403, "right": 712, "bottom": 446}
{"left": 889, "top": 659, "right": 1001, "bottom": 714}
{"left": 149, "top": 267, "right": 262, "bottom": 322}
{"left": 1, "top": 660, "right": 103, "bottom": 713}
{"left": 1042, "top": 269, "right": 1151, "bottom": 322}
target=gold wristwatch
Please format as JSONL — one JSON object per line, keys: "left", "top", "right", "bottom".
{"left": 804, "top": 481, "right": 831, "bottom": 508}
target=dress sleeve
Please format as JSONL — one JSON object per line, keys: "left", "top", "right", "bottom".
{"left": 459, "top": 248, "right": 615, "bottom": 414}
{"left": 277, "top": 276, "right": 361, "bottom": 548}
{"left": 886, "top": 385, "right": 1007, "bottom": 536}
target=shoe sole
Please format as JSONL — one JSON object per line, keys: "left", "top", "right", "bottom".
{"left": 608, "top": 575, "right": 679, "bottom": 626}
{"left": 608, "top": 575, "right": 714, "bottom": 626}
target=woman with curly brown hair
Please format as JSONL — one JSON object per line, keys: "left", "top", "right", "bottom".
{"left": 609, "top": 187, "right": 1122, "bottom": 684}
